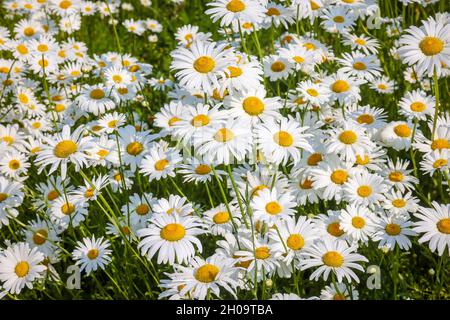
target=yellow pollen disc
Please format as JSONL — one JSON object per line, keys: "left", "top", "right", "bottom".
{"left": 433, "top": 159, "right": 448, "bottom": 168}
{"left": 84, "top": 188, "right": 94, "bottom": 198}
{"left": 126, "top": 142, "right": 144, "bottom": 156}
{"left": 355, "top": 38, "right": 366, "bottom": 45}
{"left": 330, "top": 170, "right": 348, "bottom": 185}
{"left": 353, "top": 62, "right": 366, "bottom": 70}
{"left": 97, "top": 149, "right": 108, "bottom": 159}
{"left": 8, "top": 160, "right": 20, "bottom": 170}
{"left": 356, "top": 155, "right": 369, "bottom": 165}
{"left": 54, "top": 104, "right": 65, "bottom": 112}
{"left": 293, "top": 56, "right": 305, "bottom": 63}
{"left": 307, "top": 153, "right": 323, "bottom": 166}
{"left": 90, "top": 88, "right": 105, "bottom": 100}
{"left": 307, "top": 88, "right": 319, "bottom": 97}
{"left": 191, "top": 114, "right": 210, "bottom": 127}
{"left": 195, "top": 164, "right": 211, "bottom": 175}
{"left": 112, "top": 75, "right": 122, "bottom": 83}
{"left": 265, "top": 201, "right": 282, "bottom": 215}
{"left": 87, "top": 249, "right": 99, "bottom": 260}
{"left": 327, "top": 222, "right": 344, "bottom": 237}
{"left": 122, "top": 226, "right": 131, "bottom": 235}
{"left": 38, "top": 59, "right": 49, "bottom": 67}
{"left": 214, "top": 128, "right": 234, "bottom": 142}
{"left": 294, "top": 97, "right": 306, "bottom": 105}
{"left": 251, "top": 185, "right": 268, "bottom": 197}
{"left": 304, "top": 42, "right": 316, "bottom": 50}
{"left": 274, "top": 131, "right": 293, "bottom": 147}
{"left": 160, "top": 223, "right": 186, "bottom": 241}
{"left": 389, "top": 171, "right": 403, "bottom": 182}
{"left": 332, "top": 80, "right": 350, "bottom": 93}
{"left": 410, "top": 102, "right": 426, "bottom": 112}
{"left": 53, "top": 140, "right": 77, "bottom": 158}
{"left": 61, "top": 203, "right": 75, "bottom": 215}
{"left": 2, "top": 136, "right": 14, "bottom": 145}
{"left": 377, "top": 84, "right": 387, "bottom": 90}
{"left": 193, "top": 56, "right": 215, "bottom": 73}
{"left": 33, "top": 229, "right": 48, "bottom": 245}
{"left": 24, "top": 27, "right": 35, "bottom": 37}
{"left": 37, "top": 44, "right": 48, "bottom": 52}
{"left": 242, "top": 96, "right": 265, "bottom": 116}
{"left": 419, "top": 36, "right": 444, "bottom": 56}
{"left": 322, "top": 251, "right": 343, "bottom": 267}
{"left": 242, "top": 22, "right": 253, "bottom": 29}
{"left": 226, "top": 0, "right": 246, "bottom": 12}
{"left": 0, "top": 193, "right": 7, "bottom": 202}
{"left": 106, "top": 120, "right": 117, "bottom": 128}
{"left": 154, "top": 159, "right": 169, "bottom": 171}
{"left": 70, "top": 70, "right": 81, "bottom": 77}
{"left": 300, "top": 178, "right": 313, "bottom": 190}
{"left": 31, "top": 147, "right": 41, "bottom": 154}
{"left": 334, "top": 294, "right": 347, "bottom": 300}
{"left": 333, "top": 15, "right": 345, "bottom": 23}
{"left": 339, "top": 130, "right": 357, "bottom": 144}
{"left": 255, "top": 246, "right": 270, "bottom": 260}
{"left": 352, "top": 217, "right": 365, "bottom": 229}
{"left": 357, "top": 114, "right": 374, "bottom": 124}
{"left": 168, "top": 116, "right": 180, "bottom": 126}
{"left": 195, "top": 264, "right": 219, "bottom": 283}
{"left": 59, "top": 0, "right": 72, "bottom": 9}
{"left": 437, "top": 218, "right": 450, "bottom": 234}
{"left": 357, "top": 185, "right": 372, "bottom": 198}
{"left": 310, "top": 1, "right": 320, "bottom": 10}
{"left": 394, "top": 124, "right": 411, "bottom": 138}
{"left": 32, "top": 122, "right": 41, "bottom": 129}
{"left": 18, "top": 93, "right": 29, "bottom": 104}
{"left": 385, "top": 223, "right": 401, "bottom": 236}
{"left": 392, "top": 199, "right": 406, "bottom": 208}
{"left": 15, "top": 261, "right": 30, "bottom": 277}
{"left": 286, "top": 234, "right": 304, "bottom": 250}
{"left": 271, "top": 61, "right": 285, "bottom": 72}
{"left": 282, "top": 35, "right": 293, "bottom": 44}
{"left": 114, "top": 173, "right": 122, "bottom": 182}
{"left": 17, "top": 44, "right": 28, "bottom": 54}
{"left": 213, "top": 211, "right": 230, "bottom": 224}
{"left": 227, "top": 66, "right": 243, "bottom": 78}
{"left": 136, "top": 204, "right": 149, "bottom": 215}
{"left": 267, "top": 7, "right": 281, "bottom": 16}
{"left": 47, "top": 190, "right": 59, "bottom": 201}
{"left": 431, "top": 139, "right": 449, "bottom": 151}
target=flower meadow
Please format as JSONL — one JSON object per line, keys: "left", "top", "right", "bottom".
{"left": 0, "top": 0, "right": 448, "bottom": 301}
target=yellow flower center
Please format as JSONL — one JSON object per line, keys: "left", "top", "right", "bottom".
{"left": 293, "top": 56, "right": 305, "bottom": 63}
{"left": 193, "top": 56, "right": 215, "bottom": 73}
{"left": 394, "top": 124, "right": 411, "bottom": 137}
{"left": 87, "top": 249, "right": 99, "bottom": 260}
{"left": 195, "top": 164, "right": 211, "bottom": 175}
{"left": 431, "top": 139, "right": 449, "bottom": 151}
{"left": 0, "top": 193, "right": 8, "bottom": 202}
{"left": 270, "top": 61, "right": 285, "bottom": 72}
{"left": 357, "top": 114, "right": 374, "bottom": 124}
{"left": 17, "top": 44, "right": 29, "bottom": 54}
{"left": 54, "top": 104, "right": 65, "bottom": 112}
{"left": 331, "top": 80, "right": 350, "bottom": 93}
{"left": 59, "top": 0, "right": 72, "bottom": 9}
{"left": 300, "top": 178, "right": 313, "bottom": 190}
{"left": 392, "top": 199, "right": 406, "bottom": 208}
{"left": 353, "top": 62, "right": 366, "bottom": 70}
{"left": 168, "top": 116, "right": 180, "bottom": 126}
{"left": 410, "top": 102, "right": 426, "bottom": 112}
{"left": 84, "top": 188, "right": 94, "bottom": 198}
{"left": 126, "top": 142, "right": 144, "bottom": 156}
{"left": 53, "top": 140, "right": 77, "bottom": 158}
{"left": 351, "top": 217, "right": 365, "bottom": 229}
{"left": 419, "top": 37, "right": 444, "bottom": 56}
{"left": 214, "top": 128, "right": 234, "bottom": 142}
{"left": 136, "top": 204, "right": 150, "bottom": 216}
{"left": 195, "top": 264, "right": 219, "bottom": 283}
{"left": 265, "top": 201, "right": 282, "bottom": 215}
{"left": 327, "top": 222, "right": 344, "bottom": 237}
{"left": 97, "top": 149, "right": 108, "bottom": 159}
{"left": 333, "top": 16, "right": 345, "bottom": 23}
{"left": 191, "top": 114, "right": 210, "bottom": 127}
{"left": 255, "top": 246, "right": 270, "bottom": 260}
{"left": 334, "top": 294, "right": 347, "bottom": 300}
{"left": 307, "top": 88, "right": 319, "bottom": 97}
{"left": 356, "top": 154, "right": 369, "bottom": 165}
{"left": 15, "top": 261, "right": 30, "bottom": 277}
{"left": 213, "top": 211, "right": 230, "bottom": 224}
{"left": 160, "top": 223, "right": 186, "bottom": 241}
{"left": 310, "top": 1, "right": 320, "bottom": 10}
{"left": 330, "top": 170, "right": 348, "bottom": 185}
{"left": 266, "top": 7, "right": 281, "bottom": 16}
{"left": 286, "top": 234, "right": 304, "bottom": 250}
{"left": 24, "top": 27, "right": 35, "bottom": 37}
{"left": 90, "top": 88, "right": 105, "bottom": 100}
{"left": 433, "top": 159, "right": 448, "bottom": 168}
{"left": 437, "top": 218, "right": 450, "bottom": 234}
{"left": 243, "top": 96, "right": 265, "bottom": 116}
{"left": 385, "top": 223, "right": 401, "bottom": 236}
{"left": 8, "top": 160, "right": 20, "bottom": 170}
{"left": 389, "top": 171, "right": 403, "bottom": 182}
{"left": 61, "top": 203, "right": 75, "bottom": 215}
{"left": 47, "top": 190, "right": 59, "bottom": 201}
{"left": 227, "top": 66, "right": 243, "bottom": 78}
{"left": 307, "top": 153, "right": 323, "bottom": 166}
{"left": 304, "top": 42, "right": 316, "bottom": 50}
{"left": 355, "top": 38, "right": 366, "bottom": 45}
{"left": 251, "top": 185, "right": 268, "bottom": 197}
{"left": 33, "top": 229, "right": 48, "bottom": 245}
{"left": 154, "top": 159, "right": 169, "bottom": 171}
{"left": 322, "top": 251, "right": 343, "bottom": 267}
{"left": 226, "top": 0, "right": 245, "bottom": 12}
{"left": 18, "top": 93, "right": 29, "bottom": 104}
{"left": 274, "top": 131, "right": 293, "bottom": 147}
{"left": 378, "top": 84, "right": 387, "bottom": 90}
{"left": 357, "top": 185, "right": 372, "bottom": 198}
{"left": 339, "top": 130, "right": 357, "bottom": 144}
{"left": 112, "top": 75, "right": 122, "bottom": 83}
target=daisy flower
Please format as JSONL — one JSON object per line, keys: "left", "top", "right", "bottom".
{"left": 370, "top": 76, "right": 396, "bottom": 94}
{"left": 0, "top": 242, "right": 46, "bottom": 294}
{"left": 420, "top": 149, "right": 449, "bottom": 176}
{"left": 413, "top": 125, "right": 450, "bottom": 154}
{"left": 343, "top": 171, "right": 387, "bottom": 209}
{"left": 0, "top": 150, "right": 30, "bottom": 179}
{"left": 263, "top": 55, "right": 294, "bottom": 81}
{"left": 315, "top": 210, "right": 348, "bottom": 242}
{"left": 151, "top": 194, "right": 194, "bottom": 216}
{"left": 203, "top": 204, "right": 239, "bottom": 236}
{"left": 262, "top": 2, "right": 295, "bottom": 29}
{"left": 337, "top": 52, "right": 382, "bottom": 82}
{"left": 24, "top": 217, "right": 60, "bottom": 257}
{"left": 49, "top": 195, "right": 88, "bottom": 229}
{"left": 178, "top": 158, "right": 226, "bottom": 184}
{"left": 72, "top": 236, "right": 112, "bottom": 275}
{"left": 299, "top": 238, "right": 368, "bottom": 283}
{"left": 399, "top": 89, "right": 435, "bottom": 121}
{"left": 205, "top": 0, "right": 265, "bottom": 28}
{"left": 118, "top": 125, "right": 158, "bottom": 171}
{"left": 140, "top": 145, "right": 182, "bottom": 182}
{"left": 137, "top": 214, "right": 207, "bottom": 265}
{"left": 320, "top": 6, "right": 356, "bottom": 33}
{"left": 383, "top": 190, "right": 419, "bottom": 217}
{"left": 325, "top": 71, "right": 363, "bottom": 105}
{"left": 76, "top": 85, "right": 114, "bottom": 115}
{"left": 339, "top": 204, "right": 376, "bottom": 244}
{"left": 383, "top": 159, "right": 419, "bottom": 193}
{"left": 372, "top": 213, "right": 417, "bottom": 251}
{"left": 378, "top": 121, "right": 414, "bottom": 151}
{"left": 251, "top": 188, "right": 296, "bottom": 224}
{"left": 320, "top": 283, "right": 359, "bottom": 300}
{"left": 121, "top": 193, "right": 155, "bottom": 226}
{"left": 342, "top": 33, "right": 380, "bottom": 55}
{"left": 296, "top": 80, "right": 331, "bottom": 106}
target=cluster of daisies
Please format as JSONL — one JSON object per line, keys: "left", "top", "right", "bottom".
{"left": 0, "top": 0, "right": 449, "bottom": 300}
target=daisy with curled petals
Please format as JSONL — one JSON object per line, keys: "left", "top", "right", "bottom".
{"left": 251, "top": 188, "right": 296, "bottom": 224}
{"left": 413, "top": 202, "right": 450, "bottom": 256}
{"left": 290, "top": 174, "right": 322, "bottom": 205}
{"left": 256, "top": 117, "right": 313, "bottom": 165}
{"left": 378, "top": 121, "right": 414, "bottom": 151}
{"left": 383, "top": 159, "right": 418, "bottom": 193}
{"left": 224, "top": 86, "right": 281, "bottom": 124}
{"left": 315, "top": 210, "right": 348, "bottom": 242}
{"left": 399, "top": 89, "right": 435, "bottom": 121}
{"left": 372, "top": 213, "right": 417, "bottom": 251}
{"left": 36, "top": 125, "right": 94, "bottom": 179}
{"left": 139, "top": 145, "right": 182, "bottom": 181}
{"left": 420, "top": 149, "right": 449, "bottom": 177}
{"left": 296, "top": 80, "right": 331, "bottom": 107}
{"left": 137, "top": 214, "right": 207, "bottom": 265}
{"left": 70, "top": 174, "right": 110, "bottom": 203}
{"left": 383, "top": 190, "right": 419, "bottom": 217}
{"left": 342, "top": 33, "right": 379, "bottom": 55}
{"left": 72, "top": 236, "right": 112, "bottom": 275}
{"left": 398, "top": 16, "right": 450, "bottom": 77}
{"left": 171, "top": 40, "right": 233, "bottom": 94}
{"left": 118, "top": 125, "right": 158, "bottom": 171}
{"left": 263, "top": 55, "right": 294, "bottom": 81}
{"left": 321, "top": 283, "right": 359, "bottom": 300}
{"left": 76, "top": 85, "right": 116, "bottom": 116}
{"left": 345, "top": 104, "right": 388, "bottom": 136}
{"left": 178, "top": 157, "right": 226, "bottom": 184}
{"left": 162, "top": 254, "right": 240, "bottom": 300}
{"left": 205, "top": 0, "right": 265, "bottom": 28}
{"left": 222, "top": 54, "right": 263, "bottom": 93}
{"left": 339, "top": 204, "right": 376, "bottom": 244}
{"left": 193, "top": 118, "right": 253, "bottom": 165}
{"left": 343, "top": 171, "right": 387, "bottom": 209}
{"left": 203, "top": 204, "right": 240, "bottom": 236}
{"left": 413, "top": 125, "right": 450, "bottom": 154}
{"left": 0, "top": 242, "right": 46, "bottom": 294}
{"left": 153, "top": 101, "right": 186, "bottom": 135}
{"left": 299, "top": 238, "right": 368, "bottom": 283}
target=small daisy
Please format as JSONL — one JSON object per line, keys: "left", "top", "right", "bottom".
{"left": 263, "top": 55, "right": 294, "bottom": 81}
{"left": 343, "top": 171, "right": 387, "bottom": 209}
{"left": 383, "top": 190, "right": 419, "bottom": 217}
{"left": 320, "top": 283, "right": 359, "bottom": 300}
{"left": 203, "top": 204, "right": 239, "bottom": 236}
{"left": 370, "top": 76, "right": 396, "bottom": 94}
{"left": 251, "top": 188, "right": 296, "bottom": 224}
{"left": 420, "top": 149, "right": 449, "bottom": 176}
{"left": 139, "top": 145, "right": 182, "bottom": 181}
{"left": 339, "top": 204, "right": 376, "bottom": 244}
{"left": 72, "top": 236, "right": 112, "bottom": 275}
{"left": 383, "top": 159, "right": 419, "bottom": 193}
{"left": 378, "top": 121, "right": 414, "bottom": 151}
{"left": 372, "top": 213, "right": 417, "bottom": 251}
{"left": 399, "top": 89, "right": 435, "bottom": 121}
